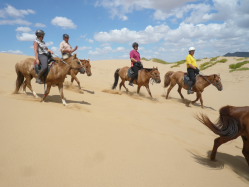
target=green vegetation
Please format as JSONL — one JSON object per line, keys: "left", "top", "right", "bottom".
{"left": 170, "top": 60, "right": 185, "bottom": 68}
{"left": 141, "top": 57, "right": 150, "bottom": 61}
{"left": 229, "top": 61, "right": 249, "bottom": 72}
{"left": 151, "top": 58, "right": 170, "bottom": 64}
{"left": 210, "top": 57, "right": 219, "bottom": 61}
{"left": 199, "top": 58, "right": 228, "bottom": 70}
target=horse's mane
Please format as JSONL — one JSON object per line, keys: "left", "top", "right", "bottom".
{"left": 142, "top": 68, "right": 157, "bottom": 72}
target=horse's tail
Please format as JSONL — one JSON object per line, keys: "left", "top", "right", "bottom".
{"left": 13, "top": 63, "right": 24, "bottom": 94}
{"left": 164, "top": 71, "right": 174, "bottom": 88}
{"left": 112, "top": 68, "right": 120, "bottom": 89}
{"left": 195, "top": 106, "right": 240, "bottom": 138}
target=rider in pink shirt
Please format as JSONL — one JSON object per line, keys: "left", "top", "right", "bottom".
{"left": 129, "top": 42, "right": 143, "bottom": 86}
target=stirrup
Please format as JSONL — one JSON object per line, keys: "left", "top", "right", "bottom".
{"left": 129, "top": 82, "right": 134, "bottom": 86}
{"left": 36, "top": 79, "right": 43, "bottom": 84}
{"left": 187, "top": 89, "right": 194, "bottom": 94}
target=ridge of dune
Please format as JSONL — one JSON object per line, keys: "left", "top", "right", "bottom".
{"left": 0, "top": 53, "right": 248, "bottom": 187}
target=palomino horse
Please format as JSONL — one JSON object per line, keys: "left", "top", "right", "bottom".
{"left": 68, "top": 59, "right": 92, "bottom": 89}
{"left": 196, "top": 105, "right": 249, "bottom": 166}
{"left": 14, "top": 54, "right": 84, "bottom": 105}
{"left": 164, "top": 71, "right": 223, "bottom": 108}
{"left": 112, "top": 67, "right": 161, "bottom": 97}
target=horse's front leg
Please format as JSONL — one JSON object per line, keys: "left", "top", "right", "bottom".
{"left": 41, "top": 83, "right": 51, "bottom": 102}
{"left": 191, "top": 92, "right": 200, "bottom": 104}
{"left": 58, "top": 83, "right": 67, "bottom": 106}
{"left": 144, "top": 85, "right": 152, "bottom": 98}
{"left": 25, "top": 76, "right": 38, "bottom": 98}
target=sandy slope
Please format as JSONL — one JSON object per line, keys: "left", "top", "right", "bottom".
{"left": 0, "top": 53, "right": 248, "bottom": 187}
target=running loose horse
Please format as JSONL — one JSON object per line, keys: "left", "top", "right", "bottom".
{"left": 68, "top": 59, "right": 92, "bottom": 89}
{"left": 112, "top": 67, "right": 161, "bottom": 97}
{"left": 164, "top": 71, "right": 223, "bottom": 108}
{"left": 196, "top": 105, "right": 249, "bottom": 166}
{"left": 14, "top": 54, "right": 84, "bottom": 105}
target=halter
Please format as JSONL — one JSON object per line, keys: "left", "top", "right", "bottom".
{"left": 53, "top": 54, "right": 85, "bottom": 71}
{"left": 200, "top": 74, "right": 221, "bottom": 88}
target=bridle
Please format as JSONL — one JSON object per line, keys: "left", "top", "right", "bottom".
{"left": 53, "top": 54, "right": 85, "bottom": 71}
{"left": 200, "top": 74, "right": 222, "bottom": 89}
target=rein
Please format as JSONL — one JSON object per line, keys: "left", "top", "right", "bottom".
{"left": 200, "top": 74, "right": 219, "bottom": 88}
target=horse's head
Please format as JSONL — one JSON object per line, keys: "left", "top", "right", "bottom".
{"left": 150, "top": 67, "right": 161, "bottom": 83}
{"left": 67, "top": 54, "right": 86, "bottom": 73}
{"left": 80, "top": 59, "right": 92, "bottom": 76}
{"left": 212, "top": 74, "right": 223, "bottom": 91}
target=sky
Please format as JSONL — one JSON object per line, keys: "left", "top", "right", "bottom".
{"left": 0, "top": 0, "right": 249, "bottom": 62}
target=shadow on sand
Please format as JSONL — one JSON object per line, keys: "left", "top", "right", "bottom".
{"left": 189, "top": 150, "right": 249, "bottom": 181}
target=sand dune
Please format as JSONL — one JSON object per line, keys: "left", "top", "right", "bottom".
{"left": 0, "top": 53, "right": 248, "bottom": 187}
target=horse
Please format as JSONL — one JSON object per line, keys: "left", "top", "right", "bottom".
{"left": 68, "top": 59, "right": 92, "bottom": 89}
{"left": 112, "top": 67, "right": 161, "bottom": 97}
{"left": 14, "top": 54, "right": 84, "bottom": 105}
{"left": 164, "top": 71, "right": 223, "bottom": 108}
{"left": 195, "top": 105, "right": 249, "bottom": 166}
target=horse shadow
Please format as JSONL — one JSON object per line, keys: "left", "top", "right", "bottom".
{"left": 189, "top": 150, "right": 249, "bottom": 181}
{"left": 163, "top": 95, "right": 216, "bottom": 111}
{"left": 36, "top": 93, "right": 91, "bottom": 105}
{"left": 82, "top": 88, "right": 95, "bottom": 94}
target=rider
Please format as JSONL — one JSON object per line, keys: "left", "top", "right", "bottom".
{"left": 129, "top": 42, "right": 143, "bottom": 86}
{"left": 60, "top": 34, "right": 78, "bottom": 59}
{"left": 186, "top": 47, "right": 199, "bottom": 94}
{"left": 34, "top": 29, "right": 54, "bottom": 84}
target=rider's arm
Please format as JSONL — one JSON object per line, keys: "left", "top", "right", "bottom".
{"left": 34, "top": 42, "right": 39, "bottom": 64}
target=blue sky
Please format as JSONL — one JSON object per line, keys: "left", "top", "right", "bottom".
{"left": 0, "top": 0, "right": 249, "bottom": 62}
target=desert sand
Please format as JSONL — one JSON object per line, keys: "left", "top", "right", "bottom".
{"left": 0, "top": 52, "right": 248, "bottom": 187}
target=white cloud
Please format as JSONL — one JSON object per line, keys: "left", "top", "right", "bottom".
{"left": 0, "top": 50, "right": 23, "bottom": 54}
{"left": 35, "top": 23, "right": 46, "bottom": 27}
{"left": 16, "top": 33, "right": 36, "bottom": 41}
{"left": 51, "top": 16, "right": 77, "bottom": 29}
{"left": 0, "top": 4, "right": 35, "bottom": 18}
{"left": 94, "top": 25, "right": 169, "bottom": 44}
{"left": 0, "top": 19, "right": 31, "bottom": 25}
{"left": 46, "top": 41, "right": 54, "bottom": 46}
{"left": 78, "top": 46, "right": 92, "bottom": 50}
{"left": 89, "top": 46, "right": 113, "bottom": 55}
{"left": 16, "top": 26, "right": 32, "bottom": 32}
{"left": 95, "top": 0, "right": 196, "bottom": 20}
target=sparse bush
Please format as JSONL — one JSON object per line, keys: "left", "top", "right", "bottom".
{"left": 229, "top": 61, "right": 249, "bottom": 72}
{"left": 171, "top": 60, "right": 185, "bottom": 68}
{"left": 142, "top": 57, "right": 150, "bottom": 61}
{"left": 210, "top": 57, "right": 219, "bottom": 61}
{"left": 218, "top": 59, "right": 227, "bottom": 63}
{"left": 152, "top": 58, "right": 169, "bottom": 64}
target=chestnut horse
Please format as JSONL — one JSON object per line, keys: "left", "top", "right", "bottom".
{"left": 14, "top": 54, "right": 84, "bottom": 105}
{"left": 112, "top": 67, "right": 161, "bottom": 97}
{"left": 196, "top": 105, "right": 249, "bottom": 166}
{"left": 69, "top": 59, "right": 92, "bottom": 89}
{"left": 164, "top": 71, "right": 223, "bottom": 108}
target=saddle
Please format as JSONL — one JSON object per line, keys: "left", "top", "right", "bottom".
{"left": 183, "top": 73, "right": 193, "bottom": 88}
{"left": 128, "top": 67, "right": 135, "bottom": 78}
{"left": 34, "top": 58, "right": 56, "bottom": 75}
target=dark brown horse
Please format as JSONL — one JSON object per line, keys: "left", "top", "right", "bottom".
{"left": 14, "top": 54, "right": 83, "bottom": 105}
{"left": 68, "top": 59, "right": 92, "bottom": 89}
{"left": 112, "top": 67, "right": 161, "bottom": 97}
{"left": 164, "top": 71, "right": 223, "bottom": 108}
{"left": 196, "top": 105, "right": 249, "bottom": 166}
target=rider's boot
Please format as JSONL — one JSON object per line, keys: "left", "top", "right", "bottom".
{"left": 36, "top": 69, "right": 46, "bottom": 84}
{"left": 187, "top": 87, "right": 194, "bottom": 94}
